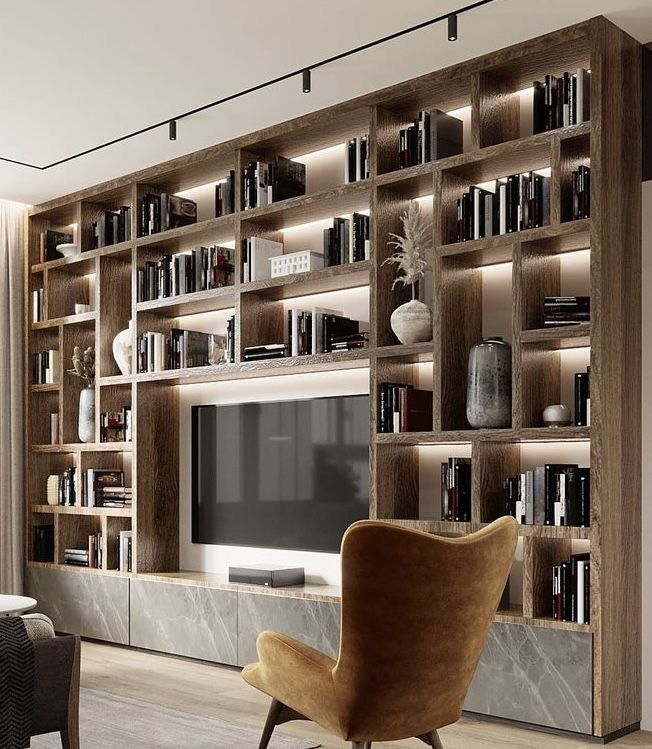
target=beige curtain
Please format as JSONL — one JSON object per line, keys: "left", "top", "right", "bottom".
{"left": 0, "top": 201, "right": 26, "bottom": 594}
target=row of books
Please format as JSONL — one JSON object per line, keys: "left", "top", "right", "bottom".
{"left": 33, "top": 350, "right": 60, "bottom": 384}
{"left": 215, "top": 171, "right": 236, "bottom": 217}
{"left": 137, "top": 245, "right": 235, "bottom": 301}
{"left": 39, "top": 229, "right": 73, "bottom": 263}
{"left": 64, "top": 533, "right": 104, "bottom": 569}
{"left": 323, "top": 213, "right": 370, "bottom": 266}
{"left": 543, "top": 295, "right": 589, "bottom": 327}
{"left": 242, "top": 156, "right": 306, "bottom": 210}
{"left": 137, "top": 329, "right": 226, "bottom": 373}
{"left": 242, "top": 237, "right": 283, "bottom": 282}
{"left": 33, "top": 524, "right": 54, "bottom": 563}
{"left": 503, "top": 464, "right": 590, "bottom": 527}
{"left": 287, "top": 310, "right": 367, "bottom": 357}
{"left": 345, "top": 136, "right": 370, "bottom": 183}
{"left": 571, "top": 165, "right": 590, "bottom": 220}
{"left": 91, "top": 206, "right": 132, "bottom": 248}
{"left": 398, "top": 109, "right": 463, "bottom": 169}
{"left": 575, "top": 367, "right": 590, "bottom": 427}
{"left": 552, "top": 553, "right": 590, "bottom": 624}
{"left": 49, "top": 468, "right": 132, "bottom": 508}
{"left": 441, "top": 458, "right": 472, "bottom": 522}
{"left": 456, "top": 171, "right": 550, "bottom": 242}
{"left": 100, "top": 407, "right": 132, "bottom": 443}
{"left": 533, "top": 69, "right": 590, "bottom": 134}
{"left": 378, "top": 384, "right": 433, "bottom": 433}
{"left": 140, "top": 193, "right": 197, "bottom": 236}
{"left": 32, "top": 288, "right": 44, "bottom": 322}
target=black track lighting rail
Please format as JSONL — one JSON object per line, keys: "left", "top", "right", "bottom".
{"left": 4, "top": 0, "right": 496, "bottom": 171}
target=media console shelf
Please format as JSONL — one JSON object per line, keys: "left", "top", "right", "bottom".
{"left": 24, "top": 17, "right": 641, "bottom": 739}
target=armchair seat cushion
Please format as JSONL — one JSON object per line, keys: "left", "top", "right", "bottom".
{"left": 21, "top": 613, "right": 55, "bottom": 641}
{"left": 242, "top": 630, "right": 344, "bottom": 738}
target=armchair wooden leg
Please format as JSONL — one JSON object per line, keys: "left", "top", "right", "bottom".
{"left": 258, "top": 698, "right": 308, "bottom": 749}
{"left": 417, "top": 730, "right": 444, "bottom": 748}
{"left": 61, "top": 636, "right": 81, "bottom": 749}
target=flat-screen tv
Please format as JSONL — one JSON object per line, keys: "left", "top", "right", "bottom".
{"left": 191, "top": 395, "right": 369, "bottom": 553}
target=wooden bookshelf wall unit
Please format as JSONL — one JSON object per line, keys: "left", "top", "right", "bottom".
{"left": 24, "top": 17, "right": 641, "bottom": 740}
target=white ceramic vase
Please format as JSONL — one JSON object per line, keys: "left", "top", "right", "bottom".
{"left": 390, "top": 299, "right": 433, "bottom": 345}
{"left": 112, "top": 321, "right": 132, "bottom": 376}
{"left": 78, "top": 385, "right": 95, "bottom": 443}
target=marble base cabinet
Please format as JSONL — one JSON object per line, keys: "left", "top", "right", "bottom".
{"left": 27, "top": 569, "right": 593, "bottom": 735}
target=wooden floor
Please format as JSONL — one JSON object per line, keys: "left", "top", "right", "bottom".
{"left": 81, "top": 641, "right": 652, "bottom": 748}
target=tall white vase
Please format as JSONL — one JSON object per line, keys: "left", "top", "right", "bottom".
{"left": 78, "top": 385, "right": 95, "bottom": 443}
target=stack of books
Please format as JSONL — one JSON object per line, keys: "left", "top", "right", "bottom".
{"left": 533, "top": 69, "right": 590, "bottom": 134}
{"left": 543, "top": 296, "right": 590, "bottom": 326}
{"left": 571, "top": 165, "right": 590, "bottom": 220}
{"left": 503, "top": 464, "right": 590, "bottom": 527}
{"left": 100, "top": 407, "right": 132, "bottom": 443}
{"left": 32, "top": 288, "right": 44, "bottom": 322}
{"left": 345, "top": 136, "right": 369, "bottom": 183}
{"left": 215, "top": 171, "right": 236, "bottom": 217}
{"left": 441, "top": 458, "right": 472, "bottom": 522}
{"left": 100, "top": 485, "right": 133, "bottom": 509}
{"left": 138, "top": 245, "right": 235, "bottom": 301}
{"left": 575, "top": 367, "right": 590, "bottom": 426}
{"left": 242, "top": 156, "right": 306, "bottom": 210}
{"left": 140, "top": 193, "right": 197, "bottom": 236}
{"left": 64, "top": 548, "right": 90, "bottom": 567}
{"left": 83, "top": 469, "right": 131, "bottom": 508}
{"left": 33, "top": 350, "right": 60, "bottom": 384}
{"left": 323, "top": 213, "right": 370, "bottom": 266}
{"left": 553, "top": 553, "right": 590, "bottom": 624}
{"left": 378, "top": 384, "right": 433, "bottom": 433}
{"left": 39, "top": 229, "right": 73, "bottom": 262}
{"left": 456, "top": 171, "right": 550, "bottom": 242}
{"left": 243, "top": 344, "right": 286, "bottom": 362}
{"left": 287, "top": 310, "right": 367, "bottom": 356}
{"left": 137, "top": 329, "right": 226, "bottom": 372}
{"left": 398, "top": 109, "right": 463, "bottom": 168}
{"left": 241, "top": 237, "right": 283, "bottom": 282}
{"left": 92, "top": 206, "right": 132, "bottom": 248}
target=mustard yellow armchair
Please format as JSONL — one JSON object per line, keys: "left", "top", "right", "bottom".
{"left": 242, "top": 517, "right": 518, "bottom": 748}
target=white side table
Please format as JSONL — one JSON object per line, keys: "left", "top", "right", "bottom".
{"left": 0, "top": 594, "right": 37, "bottom": 616}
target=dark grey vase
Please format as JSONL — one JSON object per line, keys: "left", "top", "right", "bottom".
{"left": 466, "top": 336, "right": 512, "bottom": 429}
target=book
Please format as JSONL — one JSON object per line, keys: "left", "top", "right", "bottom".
{"left": 398, "top": 109, "right": 463, "bottom": 168}
{"left": 441, "top": 458, "right": 472, "bottom": 521}
{"left": 242, "top": 156, "right": 306, "bottom": 209}
{"left": 119, "top": 530, "right": 133, "bottom": 573}
{"left": 574, "top": 367, "right": 590, "bottom": 426}
{"left": 345, "top": 135, "right": 369, "bottom": 183}
{"left": 399, "top": 388, "right": 433, "bottom": 432}
{"left": 242, "top": 237, "right": 284, "bottom": 282}
{"left": 33, "top": 524, "right": 54, "bottom": 563}
{"left": 215, "top": 171, "right": 236, "bottom": 217}
{"left": 533, "top": 69, "right": 590, "bottom": 134}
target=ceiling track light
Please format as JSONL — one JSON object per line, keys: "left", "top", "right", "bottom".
{"left": 448, "top": 13, "right": 458, "bottom": 41}
{"left": 0, "top": 0, "right": 495, "bottom": 170}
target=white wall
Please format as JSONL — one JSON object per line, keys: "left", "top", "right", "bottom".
{"left": 641, "top": 182, "right": 652, "bottom": 731}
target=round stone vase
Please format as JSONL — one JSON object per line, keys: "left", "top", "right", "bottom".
{"left": 78, "top": 385, "right": 95, "bottom": 443}
{"left": 390, "top": 299, "right": 433, "bottom": 345}
{"left": 466, "top": 336, "right": 512, "bottom": 429}
{"left": 112, "top": 321, "right": 132, "bottom": 376}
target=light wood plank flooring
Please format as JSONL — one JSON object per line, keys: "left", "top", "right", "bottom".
{"left": 81, "top": 641, "right": 652, "bottom": 748}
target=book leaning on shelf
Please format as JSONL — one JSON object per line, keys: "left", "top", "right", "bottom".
{"left": 91, "top": 206, "right": 131, "bottom": 248}
{"left": 323, "top": 213, "right": 370, "bottom": 266}
{"left": 553, "top": 553, "right": 590, "bottom": 624}
{"left": 242, "top": 156, "right": 306, "bottom": 210}
{"left": 377, "top": 383, "right": 433, "bottom": 433}
{"left": 138, "top": 245, "right": 235, "bottom": 301}
{"left": 503, "top": 464, "right": 590, "bottom": 527}
{"left": 441, "top": 458, "right": 472, "bottom": 522}
{"left": 398, "top": 109, "right": 463, "bottom": 169}
{"left": 215, "top": 171, "right": 236, "bottom": 217}
{"left": 140, "top": 193, "right": 197, "bottom": 236}
{"left": 137, "top": 329, "right": 227, "bottom": 372}
{"left": 345, "top": 135, "right": 369, "bottom": 183}
{"left": 533, "top": 69, "right": 590, "bottom": 134}
{"left": 571, "top": 165, "right": 590, "bottom": 220}
{"left": 33, "top": 350, "right": 60, "bottom": 384}
{"left": 456, "top": 171, "right": 550, "bottom": 242}
{"left": 32, "top": 288, "right": 44, "bottom": 322}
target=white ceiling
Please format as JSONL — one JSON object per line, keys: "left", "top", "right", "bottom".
{"left": 2, "top": 0, "right": 652, "bottom": 206}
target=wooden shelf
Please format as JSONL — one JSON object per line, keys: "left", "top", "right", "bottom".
{"left": 32, "top": 311, "right": 97, "bottom": 330}
{"left": 31, "top": 240, "right": 133, "bottom": 274}
{"left": 374, "top": 341, "right": 433, "bottom": 361}
{"left": 521, "top": 323, "right": 591, "bottom": 348}
{"left": 137, "top": 286, "right": 236, "bottom": 317}
{"left": 30, "top": 383, "right": 60, "bottom": 393}
{"left": 494, "top": 607, "right": 592, "bottom": 633}
{"left": 375, "top": 427, "right": 590, "bottom": 444}
{"left": 26, "top": 560, "right": 132, "bottom": 577}
{"left": 31, "top": 442, "right": 132, "bottom": 453}
{"left": 136, "top": 214, "right": 235, "bottom": 252}
{"left": 241, "top": 260, "right": 370, "bottom": 298}
{"left": 31, "top": 504, "right": 132, "bottom": 517}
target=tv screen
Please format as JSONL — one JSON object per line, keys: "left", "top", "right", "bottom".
{"left": 191, "top": 395, "right": 369, "bottom": 553}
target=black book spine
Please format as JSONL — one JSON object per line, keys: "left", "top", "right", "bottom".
{"left": 533, "top": 81, "right": 545, "bottom": 134}
{"left": 574, "top": 371, "right": 589, "bottom": 426}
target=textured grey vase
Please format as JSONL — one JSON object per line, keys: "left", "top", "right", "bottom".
{"left": 390, "top": 299, "right": 433, "bottom": 344}
{"left": 78, "top": 385, "right": 95, "bottom": 443}
{"left": 112, "top": 321, "right": 132, "bottom": 376}
{"left": 466, "top": 336, "right": 512, "bottom": 429}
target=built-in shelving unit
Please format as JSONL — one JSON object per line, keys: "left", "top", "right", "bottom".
{"left": 24, "top": 17, "right": 641, "bottom": 739}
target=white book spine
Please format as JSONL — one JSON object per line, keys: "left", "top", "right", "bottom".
{"left": 291, "top": 309, "right": 300, "bottom": 357}
{"left": 577, "top": 559, "right": 586, "bottom": 624}
{"left": 576, "top": 68, "right": 585, "bottom": 124}
{"left": 499, "top": 183, "right": 507, "bottom": 235}
{"left": 554, "top": 500, "right": 561, "bottom": 527}
{"left": 472, "top": 189, "right": 480, "bottom": 241}
{"left": 559, "top": 477, "right": 566, "bottom": 526}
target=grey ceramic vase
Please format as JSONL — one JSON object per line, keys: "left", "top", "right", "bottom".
{"left": 466, "top": 336, "right": 512, "bottom": 429}
{"left": 390, "top": 299, "right": 433, "bottom": 345}
{"left": 78, "top": 385, "right": 95, "bottom": 443}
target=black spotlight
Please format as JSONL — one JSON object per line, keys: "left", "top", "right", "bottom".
{"left": 169, "top": 120, "right": 177, "bottom": 140}
{"left": 448, "top": 13, "right": 458, "bottom": 42}
{"left": 302, "top": 69, "right": 311, "bottom": 93}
